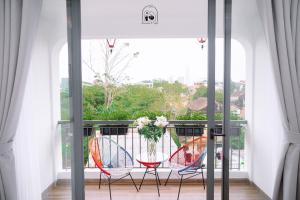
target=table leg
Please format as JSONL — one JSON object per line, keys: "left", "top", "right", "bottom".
{"left": 154, "top": 168, "right": 160, "bottom": 197}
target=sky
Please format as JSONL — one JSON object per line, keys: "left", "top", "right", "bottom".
{"left": 59, "top": 38, "right": 246, "bottom": 85}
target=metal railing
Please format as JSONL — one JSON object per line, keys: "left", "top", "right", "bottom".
{"left": 59, "top": 120, "right": 247, "bottom": 170}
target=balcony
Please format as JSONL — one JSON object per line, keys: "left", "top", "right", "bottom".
{"left": 41, "top": 119, "right": 271, "bottom": 199}
{"left": 58, "top": 120, "right": 247, "bottom": 172}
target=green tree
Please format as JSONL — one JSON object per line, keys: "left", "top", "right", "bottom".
{"left": 83, "top": 40, "right": 139, "bottom": 108}
{"left": 193, "top": 86, "right": 208, "bottom": 100}
{"left": 153, "top": 80, "right": 188, "bottom": 115}
{"left": 82, "top": 85, "right": 105, "bottom": 120}
{"left": 215, "top": 90, "right": 224, "bottom": 103}
{"left": 112, "top": 85, "right": 165, "bottom": 114}
{"left": 60, "top": 90, "right": 70, "bottom": 120}
{"left": 193, "top": 86, "right": 224, "bottom": 103}
{"left": 153, "top": 80, "right": 188, "bottom": 94}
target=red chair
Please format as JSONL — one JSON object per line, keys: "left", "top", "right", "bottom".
{"left": 89, "top": 136, "right": 138, "bottom": 200}
{"left": 165, "top": 136, "right": 207, "bottom": 200}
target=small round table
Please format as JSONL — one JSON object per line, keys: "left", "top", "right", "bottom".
{"left": 136, "top": 152, "right": 168, "bottom": 196}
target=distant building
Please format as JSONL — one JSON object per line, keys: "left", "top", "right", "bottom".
{"left": 136, "top": 80, "right": 153, "bottom": 88}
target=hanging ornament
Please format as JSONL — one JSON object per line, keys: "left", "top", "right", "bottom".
{"left": 106, "top": 38, "right": 116, "bottom": 53}
{"left": 197, "top": 37, "right": 207, "bottom": 50}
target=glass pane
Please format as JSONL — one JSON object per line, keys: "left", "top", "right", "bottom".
{"left": 81, "top": 0, "right": 212, "bottom": 199}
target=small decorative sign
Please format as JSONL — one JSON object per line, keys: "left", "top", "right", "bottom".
{"left": 142, "top": 5, "right": 158, "bottom": 24}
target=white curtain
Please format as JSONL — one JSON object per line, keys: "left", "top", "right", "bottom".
{"left": 0, "top": 0, "right": 42, "bottom": 199}
{"left": 257, "top": 0, "right": 300, "bottom": 199}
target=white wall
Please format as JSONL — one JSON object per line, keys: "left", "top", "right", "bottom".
{"left": 246, "top": 37, "right": 284, "bottom": 197}
{"left": 245, "top": 14, "right": 285, "bottom": 197}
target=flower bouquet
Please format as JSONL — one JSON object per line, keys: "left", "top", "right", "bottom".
{"left": 135, "top": 116, "right": 169, "bottom": 161}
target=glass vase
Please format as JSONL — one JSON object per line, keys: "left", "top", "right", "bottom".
{"left": 147, "top": 139, "right": 157, "bottom": 162}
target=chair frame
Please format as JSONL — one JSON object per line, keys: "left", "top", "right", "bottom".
{"left": 136, "top": 160, "right": 162, "bottom": 196}
{"left": 89, "top": 137, "right": 139, "bottom": 200}
{"left": 164, "top": 137, "right": 207, "bottom": 200}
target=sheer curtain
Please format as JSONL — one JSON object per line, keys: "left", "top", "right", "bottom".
{"left": 257, "top": 0, "right": 300, "bottom": 199}
{"left": 0, "top": 0, "right": 42, "bottom": 199}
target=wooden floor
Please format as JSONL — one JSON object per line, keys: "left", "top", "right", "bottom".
{"left": 43, "top": 181, "right": 269, "bottom": 200}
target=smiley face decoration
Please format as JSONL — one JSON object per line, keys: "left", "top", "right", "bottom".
{"left": 142, "top": 5, "right": 158, "bottom": 24}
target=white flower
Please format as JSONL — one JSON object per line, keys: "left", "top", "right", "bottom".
{"left": 154, "top": 116, "right": 169, "bottom": 128}
{"left": 135, "top": 117, "right": 151, "bottom": 130}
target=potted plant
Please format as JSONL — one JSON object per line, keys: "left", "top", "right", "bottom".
{"left": 97, "top": 110, "right": 131, "bottom": 135}
{"left": 135, "top": 116, "right": 169, "bottom": 161}
{"left": 214, "top": 125, "right": 241, "bottom": 136}
{"left": 83, "top": 124, "right": 94, "bottom": 136}
{"left": 214, "top": 113, "right": 241, "bottom": 136}
{"left": 175, "top": 112, "right": 206, "bottom": 136}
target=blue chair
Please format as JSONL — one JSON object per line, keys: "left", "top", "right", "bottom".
{"left": 164, "top": 136, "right": 207, "bottom": 200}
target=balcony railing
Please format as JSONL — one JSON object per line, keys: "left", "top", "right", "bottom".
{"left": 58, "top": 120, "right": 247, "bottom": 170}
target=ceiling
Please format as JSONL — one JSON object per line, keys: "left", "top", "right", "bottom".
{"left": 40, "top": 0, "right": 262, "bottom": 43}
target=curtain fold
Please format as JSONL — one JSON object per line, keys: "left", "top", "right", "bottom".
{"left": 0, "top": 0, "right": 42, "bottom": 199}
{"left": 257, "top": 0, "right": 300, "bottom": 199}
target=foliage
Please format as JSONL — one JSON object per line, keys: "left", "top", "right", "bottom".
{"left": 96, "top": 108, "right": 130, "bottom": 120}
{"left": 193, "top": 86, "right": 207, "bottom": 100}
{"left": 170, "top": 129, "right": 181, "bottom": 148}
{"left": 135, "top": 116, "right": 168, "bottom": 142}
{"left": 154, "top": 80, "right": 189, "bottom": 115}
{"left": 215, "top": 90, "right": 224, "bottom": 103}
{"left": 83, "top": 104, "right": 97, "bottom": 120}
{"left": 230, "top": 129, "right": 245, "bottom": 149}
{"left": 215, "top": 112, "right": 242, "bottom": 120}
{"left": 82, "top": 85, "right": 105, "bottom": 120}
{"left": 60, "top": 90, "right": 70, "bottom": 120}
{"left": 176, "top": 112, "right": 241, "bottom": 120}
{"left": 138, "top": 124, "right": 164, "bottom": 142}
{"left": 112, "top": 85, "right": 166, "bottom": 114}
{"left": 132, "top": 111, "right": 171, "bottom": 120}
{"left": 153, "top": 80, "right": 188, "bottom": 94}
{"left": 193, "top": 87, "right": 224, "bottom": 103}
{"left": 176, "top": 112, "right": 207, "bottom": 120}
{"left": 61, "top": 81, "right": 244, "bottom": 122}
{"left": 83, "top": 136, "right": 89, "bottom": 164}
{"left": 83, "top": 85, "right": 105, "bottom": 106}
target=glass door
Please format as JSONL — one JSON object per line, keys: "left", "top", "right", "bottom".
{"left": 64, "top": 0, "right": 232, "bottom": 199}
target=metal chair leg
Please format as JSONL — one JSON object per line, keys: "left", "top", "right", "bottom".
{"left": 157, "top": 173, "right": 161, "bottom": 185}
{"left": 177, "top": 175, "right": 184, "bottom": 200}
{"left": 164, "top": 170, "right": 172, "bottom": 186}
{"left": 139, "top": 168, "right": 148, "bottom": 190}
{"left": 99, "top": 172, "right": 102, "bottom": 189}
{"left": 129, "top": 173, "right": 139, "bottom": 192}
{"left": 108, "top": 176, "right": 112, "bottom": 200}
{"left": 154, "top": 168, "right": 160, "bottom": 197}
{"left": 201, "top": 170, "right": 205, "bottom": 190}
